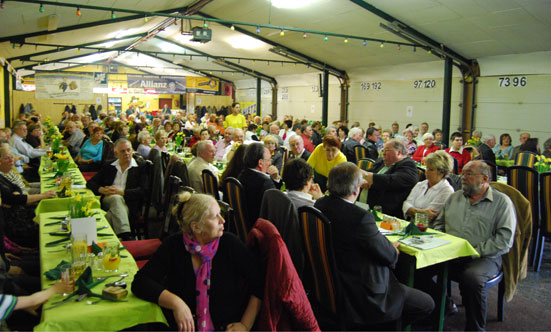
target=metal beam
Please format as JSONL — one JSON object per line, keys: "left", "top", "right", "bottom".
{"left": 0, "top": 5, "right": 188, "bottom": 44}
{"left": 256, "top": 77, "right": 261, "bottom": 116}
{"left": 322, "top": 70, "right": 329, "bottom": 126}
{"left": 16, "top": 52, "right": 102, "bottom": 70}
{"left": 3, "top": 69, "right": 11, "bottom": 127}
{"left": 141, "top": 53, "right": 229, "bottom": 83}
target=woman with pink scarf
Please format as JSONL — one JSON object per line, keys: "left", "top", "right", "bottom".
{"left": 132, "top": 193, "right": 262, "bottom": 331}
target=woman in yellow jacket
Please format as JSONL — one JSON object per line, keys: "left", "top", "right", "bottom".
{"left": 307, "top": 135, "right": 347, "bottom": 192}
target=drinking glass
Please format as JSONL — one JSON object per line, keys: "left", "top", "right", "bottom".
{"left": 46, "top": 146, "right": 53, "bottom": 159}
{"left": 415, "top": 212, "right": 428, "bottom": 232}
{"left": 102, "top": 243, "right": 120, "bottom": 273}
{"left": 60, "top": 267, "right": 75, "bottom": 295}
{"left": 71, "top": 234, "right": 88, "bottom": 278}
{"left": 373, "top": 205, "right": 383, "bottom": 218}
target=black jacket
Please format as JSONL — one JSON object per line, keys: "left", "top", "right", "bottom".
{"left": 237, "top": 168, "right": 281, "bottom": 230}
{"left": 363, "top": 139, "right": 379, "bottom": 161}
{"left": 315, "top": 195, "right": 405, "bottom": 326}
{"left": 368, "top": 157, "right": 418, "bottom": 219}
{"left": 341, "top": 139, "right": 362, "bottom": 164}
{"left": 478, "top": 143, "right": 496, "bottom": 164}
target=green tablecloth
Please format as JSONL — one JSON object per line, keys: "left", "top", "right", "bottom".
{"left": 379, "top": 221, "right": 479, "bottom": 269}
{"left": 496, "top": 159, "right": 514, "bottom": 167}
{"left": 38, "top": 155, "right": 78, "bottom": 175}
{"left": 35, "top": 210, "right": 167, "bottom": 331}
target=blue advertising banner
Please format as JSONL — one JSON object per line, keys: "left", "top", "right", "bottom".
{"left": 127, "top": 75, "right": 187, "bottom": 94}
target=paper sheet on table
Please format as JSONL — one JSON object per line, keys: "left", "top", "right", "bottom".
{"left": 72, "top": 184, "right": 86, "bottom": 189}
{"left": 378, "top": 228, "right": 399, "bottom": 235}
{"left": 70, "top": 217, "right": 97, "bottom": 245}
{"left": 399, "top": 236, "right": 451, "bottom": 250}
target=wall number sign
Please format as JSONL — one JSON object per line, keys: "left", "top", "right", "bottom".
{"left": 360, "top": 82, "right": 382, "bottom": 91}
{"left": 413, "top": 80, "right": 436, "bottom": 88}
{"left": 498, "top": 76, "right": 527, "bottom": 87}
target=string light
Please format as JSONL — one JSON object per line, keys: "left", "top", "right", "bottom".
{"left": 230, "top": 24, "right": 235, "bottom": 30}
{"left": 303, "top": 32, "right": 307, "bottom": 39}
{"left": 324, "top": 35, "right": 328, "bottom": 41}
{"left": 76, "top": 7, "right": 81, "bottom": 16}
{"left": 380, "top": 42, "right": 384, "bottom": 48}
{"left": 397, "top": 44, "right": 401, "bottom": 51}
{"left": 344, "top": 38, "right": 348, "bottom": 43}
{"left": 111, "top": 11, "right": 116, "bottom": 19}
{"left": 39, "top": 4, "right": 44, "bottom": 12}
{"left": 256, "top": 26, "right": 260, "bottom": 34}
{"left": 279, "top": 30, "right": 285, "bottom": 36}
{"left": 77, "top": 48, "right": 81, "bottom": 53}
{"left": 428, "top": 49, "right": 432, "bottom": 54}
{"left": 203, "top": 21, "right": 208, "bottom": 28}
{"left": 144, "top": 16, "right": 149, "bottom": 23}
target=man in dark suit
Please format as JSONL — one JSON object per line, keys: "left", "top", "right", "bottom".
{"left": 364, "top": 139, "right": 418, "bottom": 219}
{"left": 363, "top": 127, "right": 380, "bottom": 160}
{"left": 87, "top": 138, "right": 145, "bottom": 240}
{"left": 478, "top": 134, "right": 496, "bottom": 164}
{"left": 289, "top": 135, "right": 311, "bottom": 161}
{"left": 315, "top": 162, "right": 434, "bottom": 328}
{"left": 238, "top": 142, "right": 282, "bottom": 230}
{"left": 341, "top": 127, "right": 364, "bottom": 163}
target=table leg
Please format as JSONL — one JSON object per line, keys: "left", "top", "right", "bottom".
{"left": 433, "top": 262, "right": 448, "bottom": 331}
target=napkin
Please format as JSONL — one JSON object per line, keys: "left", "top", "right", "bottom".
{"left": 44, "top": 260, "right": 72, "bottom": 280}
{"left": 398, "top": 221, "right": 437, "bottom": 240}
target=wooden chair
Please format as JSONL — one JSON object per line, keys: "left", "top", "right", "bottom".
{"left": 515, "top": 151, "right": 537, "bottom": 168}
{"left": 357, "top": 158, "right": 375, "bottom": 171}
{"left": 507, "top": 166, "right": 540, "bottom": 266}
{"left": 222, "top": 177, "right": 249, "bottom": 242}
{"left": 130, "top": 160, "right": 153, "bottom": 239}
{"left": 202, "top": 169, "right": 220, "bottom": 200}
{"left": 161, "top": 175, "right": 183, "bottom": 238}
{"left": 354, "top": 145, "right": 368, "bottom": 162}
{"left": 217, "top": 200, "right": 234, "bottom": 234}
{"left": 417, "top": 167, "right": 426, "bottom": 182}
{"left": 482, "top": 160, "right": 498, "bottom": 182}
{"left": 535, "top": 172, "right": 551, "bottom": 272}
{"left": 297, "top": 206, "right": 343, "bottom": 330}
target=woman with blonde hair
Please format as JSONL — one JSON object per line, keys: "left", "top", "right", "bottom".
{"left": 262, "top": 134, "right": 283, "bottom": 172}
{"left": 132, "top": 192, "right": 262, "bottom": 332}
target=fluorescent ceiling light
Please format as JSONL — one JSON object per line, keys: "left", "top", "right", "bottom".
{"left": 270, "top": 0, "right": 317, "bottom": 9}
{"left": 110, "top": 28, "right": 141, "bottom": 39}
{"left": 226, "top": 35, "right": 264, "bottom": 50}
{"left": 159, "top": 41, "right": 183, "bottom": 53}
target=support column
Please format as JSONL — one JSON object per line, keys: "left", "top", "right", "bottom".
{"left": 271, "top": 85, "right": 278, "bottom": 120}
{"left": 3, "top": 69, "right": 11, "bottom": 128}
{"left": 256, "top": 77, "right": 261, "bottom": 117}
{"left": 340, "top": 78, "right": 349, "bottom": 122}
{"left": 441, "top": 57, "right": 452, "bottom": 148}
{"left": 461, "top": 62, "right": 479, "bottom": 140}
{"left": 322, "top": 70, "right": 329, "bottom": 126}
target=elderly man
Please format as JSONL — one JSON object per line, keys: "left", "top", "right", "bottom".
{"left": 478, "top": 134, "right": 496, "bottom": 164}
{"left": 62, "top": 121, "right": 85, "bottom": 157}
{"left": 188, "top": 140, "right": 218, "bottom": 193}
{"left": 237, "top": 142, "right": 282, "bottom": 230}
{"left": 0, "top": 129, "right": 28, "bottom": 174}
{"left": 268, "top": 123, "right": 284, "bottom": 147}
{"left": 391, "top": 122, "right": 401, "bottom": 138}
{"left": 341, "top": 127, "right": 364, "bottom": 163}
{"left": 511, "top": 132, "right": 530, "bottom": 159}
{"left": 300, "top": 125, "right": 315, "bottom": 152}
{"left": 11, "top": 121, "right": 46, "bottom": 181}
{"left": 363, "top": 139, "right": 417, "bottom": 219}
{"left": 215, "top": 127, "right": 233, "bottom": 162}
{"left": 87, "top": 139, "right": 145, "bottom": 240}
{"left": 429, "top": 161, "right": 516, "bottom": 331}
{"left": 289, "top": 135, "right": 311, "bottom": 161}
{"left": 315, "top": 162, "right": 434, "bottom": 328}
{"left": 363, "top": 127, "right": 380, "bottom": 160}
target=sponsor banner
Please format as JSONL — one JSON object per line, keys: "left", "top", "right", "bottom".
{"left": 240, "top": 102, "right": 258, "bottom": 116}
{"left": 187, "top": 77, "right": 219, "bottom": 92}
{"left": 35, "top": 72, "right": 94, "bottom": 100}
{"left": 127, "top": 75, "right": 186, "bottom": 94}
{"left": 94, "top": 72, "right": 108, "bottom": 87}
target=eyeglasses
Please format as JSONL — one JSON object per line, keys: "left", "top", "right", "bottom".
{"left": 461, "top": 172, "right": 484, "bottom": 177}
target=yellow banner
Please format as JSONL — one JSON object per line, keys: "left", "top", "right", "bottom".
{"left": 187, "top": 77, "right": 219, "bottom": 91}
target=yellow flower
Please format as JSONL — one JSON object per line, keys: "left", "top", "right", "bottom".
{"left": 536, "top": 155, "right": 543, "bottom": 161}
{"left": 546, "top": 158, "right": 551, "bottom": 163}
{"left": 74, "top": 194, "right": 82, "bottom": 203}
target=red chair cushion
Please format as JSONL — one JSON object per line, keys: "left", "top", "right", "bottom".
{"left": 136, "top": 260, "right": 148, "bottom": 269}
{"left": 121, "top": 239, "right": 162, "bottom": 260}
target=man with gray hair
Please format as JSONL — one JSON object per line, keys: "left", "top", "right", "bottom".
{"left": 363, "top": 139, "right": 417, "bottom": 219}
{"left": 478, "top": 134, "right": 496, "bottom": 164}
{"left": 268, "top": 123, "right": 284, "bottom": 147}
{"left": 315, "top": 162, "right": 434, "bottom": 327}
{"left": 341, "top": 127, "right": 364, "bottom": 163}
{"left": 428, "top": 160, "right": 516, "bottom": 331}
{"left": 188, "top": 140, "right": 218, "bottom": 193}
{"left": 289, "top": 135, "right": 311, "bottom": 161}
{"left": 215, "top": 127, "right": 233, "bottom": 162}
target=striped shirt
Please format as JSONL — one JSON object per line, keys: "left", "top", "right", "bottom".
{"left": 0, "top": 294, "right": 17, "bottom": 320}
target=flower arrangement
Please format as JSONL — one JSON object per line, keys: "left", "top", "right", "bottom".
{"left": 51, "top": 134, "right": 63, "bottom": 154}
{"left": 535, "top": 155, "right": 551, "bottom": 173}
{"left": 467, "top": 136, "right": 481, "bottom": 147}
{"left": 69, "top": 193, "right": 96, "bottom": 219}
{"left": 54, "top": 153, "right": 71, "bottom": 173}
{"left": 174, "top": 132, "right": 184, "bottom": 146}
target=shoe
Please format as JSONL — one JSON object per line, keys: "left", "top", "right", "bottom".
{"left": 445, "top": 298, "right": 458, "bottom": 316}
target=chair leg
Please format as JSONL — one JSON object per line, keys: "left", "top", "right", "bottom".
{"left": 529, "top": 227, "right": 540, "bottom": 267}
{"left": 447, "top": 279, "right": 452, "bottom": 298}
{"left": 534, "top": 235, "right": 546, "bottom": 272}
{"left": 497, "top": 279, "right": 505, "bottom": 322}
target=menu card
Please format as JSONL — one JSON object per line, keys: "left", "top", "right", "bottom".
{"left": 399, "top": 236, "right": 451, "bottom": 250}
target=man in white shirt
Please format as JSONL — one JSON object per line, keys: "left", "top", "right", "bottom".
{"left": 188, "top": 140, "right": 219, "bottom": 193}
{"left": 11, "top": 121, "right": 46, "bottom": 160}
{"left": 62, "top": 121, "right": 85, "bottom": 157}
{"left": 215, "top": 127, "right": 233, "bottom": 162}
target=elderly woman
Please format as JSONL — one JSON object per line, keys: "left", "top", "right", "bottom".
{"left": 0, "top": 147, "right": 56, "bottom": 247}
{"left": 75, "top": 127, "right": 104, "bottom": 172}
{"left": 168, "top": 122, "right": 182, "bottom": 140}
{"left": 544, "top": 138, "right": 551, "bottom": 158}
{"left": 282, "top": 158, "right": 323, "bottom": 209}
{"left": 493, "top": 133, "right": 514, "bottom": 160}
{"left": 153, "top": 130, "right": 168, "bottom": 152}
{"left": 262, "top": 135, "right": 283, "bottom": 172}
{"left": 136, "top": 130, "right": 152, "bottom": 158}
{"left": 25, "top": 123, "right": 44, "bottom": 149}
{"left": 402, "top": 150, "right": 455, "bottom": 220}
{"left": 132, "top": 192, "right": 262, "bottom": 331}
{"left": 412, "top": 133, "right": 440, "bottom": 162}
{"left": 307, "top": 135, "right": 347, "bottom": 192}
{"left": 403, "top": 128, "right": 417, "bottom": 156}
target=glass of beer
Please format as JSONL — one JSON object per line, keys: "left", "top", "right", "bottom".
{"left": 71, "top": 234, "right": 88, "bottom": 278}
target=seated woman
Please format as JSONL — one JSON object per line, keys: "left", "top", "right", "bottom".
{"left": 75, "top": 127, "right": 104, "bottom": 172}
{"left": 188, "top": 127, "right": 202, "bottom": 148}
{"left": 307, "top": 136, "right": 347, "bottom": 192}
{"left": 0, "top": 148, "right": 56, "bottom": 247}
{"left": 402, "top": 150, "right": 454, "bottom": 221}
{"left": 168, "top": 122, "right": 182, "bottom": 140}
{"left": 207, "top": 125, "right": 220, "bottom": 145}
{"left": 432, "top": 129, "right": 447, "bottom": 149}
{"left": 136, "top": 130, "right": 152, "bottom": 159}
{"left": 403, "top": 128, "right": 417, "bottom": 156}
{"left": 132, "top": 193, "right": 262, "bottom": 331}
{"left": 163, "top": 121, "right": 173, "bottom": 136}
{"left": 282, "top": 158, "right": 323, "bottom": 209}
{"left": 337, "top": 125, "right": 349, "bottom": 144}
{"left": 412, "top": 133, "right": 440, "bottom": 162}
{"left": 262, "top": 135, "right": 283, "bottom": 172}
{"left": 25, "top": 124, "right": 44, "bottom": 149}
{"left": 153, "top": 130, "right": 168, "bottom": 152}
{"left": 220, "top": 144, "right": 246, "bottom": 183}
{"left": 493, "top": 133, "right": 514, "bottom": 160}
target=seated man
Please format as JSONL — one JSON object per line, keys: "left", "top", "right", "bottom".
{"left": 429, "top": 161, "right": 516, "bottom": 331}
{"left": 214, "top": 127, "right": 233, "bottom": 162}
{"left": 282, "top": 158, "right": 323, "bottom": 209}
{"left": 315, "top": 162, "right": 434, "bottom": 328}
{"left": 62, "top": 121, "right": 85, "bottom": 157}
{"left": 300, "top": 124, "right": 315, "bottom": 152}
{"left": 478, "top": 134, "right": 496, "bottom": 164}
{"left": 363, "top": 127, "right": 380, "bottom": 161}
{"left": 363, "top": 139, "right": 418, "bottom": 219}
{"left": 10, "top": 121, "right": 46, "bottom": 182}
{"left": 288, "top": 135, "right": 311, "bottom": 161}
{"left": 237, "top": 142, "right": 282, "bottom": 230}
{"left": 187, "top": 140, "right": 218, "bottom": 193}
{"left": 341, "top": 127, "right": 364, "bottom": 163}
{"left": 86, "top": 139, "right": 145, "bottom": 240}
{"left": 445, "top": 132, "right": 471, "bottom": 173}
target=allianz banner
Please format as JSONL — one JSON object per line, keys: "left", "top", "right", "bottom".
{"left": 127, "top": 75, "right": 187, "bottom": 94}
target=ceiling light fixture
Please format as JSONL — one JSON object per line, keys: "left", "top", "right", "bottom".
{"left": 230, "top": 24, "right": 235, "bottom": 30}
{"left": 380, "top": 42, "right": 384, "bottom": 48}
{"left": 324, "top": 35, "right": 328, "bottom": 41}
{"left": 111, "top": 11, "right": 116, "bottom": 19}
{"left": 39, "top": 4, "right": 44, "bottom": 13}
{"left": 280, "top": 30, "right": 285, "bottom": 36}
{"left": 256, "top": 26, "right": 261, "bottom": 34}
{"left": 203, "top": 21, "right": 208, "bottom": 28}
{"left": 397, "top": 44, "right": 401, "bottom": 51}
{"left": 363, "top": 40, "right": 367, "bottom": 46}
{"left": 303, "top": 32, "right": 307, "bottom": 39}
{"left": 344, "top": 38, "right": 348, "bottom": 43}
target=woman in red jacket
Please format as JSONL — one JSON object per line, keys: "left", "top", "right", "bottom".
{"left": 412, "top": 133, "right": 440, "bottom": 162}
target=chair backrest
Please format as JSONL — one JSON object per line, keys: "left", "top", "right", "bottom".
{"left": 417, "top": 167, "right": 426, "bottom": 182}
{"left": 452, "top": 157, "right": 459, "bottom": 174}
{"left": 101, "top": 138, "right": 115, "bottom": 165}
{"left": 357, "top": 158, "right": 375, "bottom": 171}
{"left": 354, "top": 145, "right": 368, "bottom": 162}
{"left": 540, "top": 172, "right": 551, "bottom": 236}
{"left": 162, "top": 175, "right": 183, "bottom": 237}
{"left": 515, "top": 151, "right": 537, "bottom": 168}
{"left": 507, "top": 166, "right": 539, "bottom": 225}
{"left": 161, "top": 151, "right": 171, "bottom": 172}
{"left": 222, "top": 177, "right": 249, "bottom": 242}
{"left": 202, "top": 169, "right": 221, "bottom": 200}
{"left": 217, "top": 200, "right": 234, "bottom": 234}
{"left": 297, "top": 206, "right": 342, "bottom": 325}
{"left": 482, "top": 160, "right": 498, "bottom": 182}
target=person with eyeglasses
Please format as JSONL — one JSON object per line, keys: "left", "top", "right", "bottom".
{"left": 424, "top": 160, "right": 516, "bottom": 331}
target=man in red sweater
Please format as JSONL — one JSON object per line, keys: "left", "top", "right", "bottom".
{"left": 300, "top": 124, "right": 315, "bottom": 152}
{"left": 445, "top": 132, "right": 471, "bottom": 173}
